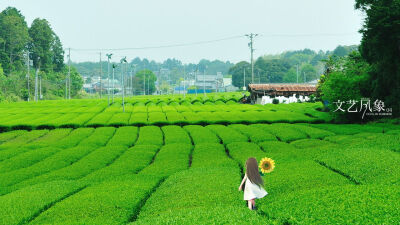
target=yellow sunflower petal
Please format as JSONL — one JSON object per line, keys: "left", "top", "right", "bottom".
{"left": 259, "top": 157, "right": 275, "bottom": 174}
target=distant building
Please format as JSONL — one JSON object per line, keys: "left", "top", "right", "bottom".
{"left": 246, "top": 83, "right": 317, "bottom": 104}
{"left": 194, "top": 73, "right": 223, "bottom": 92}
{"left": 83, "top": 77, "right": 121, "bottom": 94}
{"left": 222, "top": 77, "right": 238, "bottom": 92}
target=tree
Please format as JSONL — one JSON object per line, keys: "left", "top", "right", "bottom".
{"left": 318, "top": 51, "right": 371, "bottom": 121}
{"left": 0, "top": 7, "right": 30, "bottom": 74}
{"left": 28, "top": 18, "right": 54, "bottom": 72}
{"left": 255, "top": 57, "right": 290, "bottom": 83}
{"left": 283, "top": 68, "right": 297, "bottom": 83}
{"left": 229, "top": 61, "right": 251, "bottom": 88}
{"left": 300, "top": 63, "right": 317, "bottom": 82}
{"left": 134, "top": 69, "right": 157, "bottom": 94}
{"left": 355, "top": 0, "right": 400, "bottom": 116}
{"left": 51, "top": 35, "right": 64, "bottom": 72}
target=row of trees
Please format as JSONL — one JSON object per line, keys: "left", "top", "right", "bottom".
{"left": 74, "top": 58, "right": 234, "bottom": 86}
{"left": 229, "top": 45, "right": 357, "bottom": 88}
{"left": 318, "top": 0, "right": 400, "bottom": 120}
{"left": 0, "top": 7, "right": 83, "bottom": 102}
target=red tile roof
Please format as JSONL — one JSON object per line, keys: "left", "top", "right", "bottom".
{"left": 248, "top": 84, "right": 316, "bottom": 92}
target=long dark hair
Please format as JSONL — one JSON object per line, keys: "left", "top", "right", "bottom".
{"left": 246, "top": 157, "right": 264, "bottom": 187}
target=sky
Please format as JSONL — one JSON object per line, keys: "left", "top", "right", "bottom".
{"left": 1, "top": 0, "right": 364, "bottom": 64}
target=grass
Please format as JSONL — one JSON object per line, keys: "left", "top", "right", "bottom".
{"left": 0, "top": 100, "right": 332, "bottom": 129}
{"left": 0, "top": 97, "right": 398, "bottom": 224}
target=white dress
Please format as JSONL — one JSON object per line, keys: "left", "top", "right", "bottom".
{"left": 243, "top": 174, "right": 268, "bottom": 200}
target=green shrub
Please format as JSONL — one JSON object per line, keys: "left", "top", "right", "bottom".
{"left": 0, "top": 146, "right": 62, "bottom": 173}
{"left": 0, "top": 129, "right": 49, "bottom": 149}
{"left": 107, "top": 112, "right": 132, "bottom": 126}
{"left": 82, "top": 145, "right": 159, "bottom": 183}
{"left": 251, "top": 123, "right": 307, "bottom": 142}
{"left": 262, "top": 185, "right": 399, "bottom": 224}
{"left": 16, "top": 146, "right": 128, "bottom": 188}
{"left": 78, "top": 127, "right": 116, "bottom": 147}
{"left": 0, "top": 130, "right": 27, "bottom": 144}
{"left": 183, "top": 125, "right": 220, "bottom": 144}
{"left": 148, "top": 112, "right": 168, "bottom": 125}
{"left": 107, "top": 126, "right": 138, "bottom": 147}
{"left": 191, "top": 143, "right": 238, "bottom": 169}
{"left": 23, "top": 128, "right": 72, "bottom": 149}
{"left": 229, "top": 124, "right": 277, "bottom": 143}
{"left": 136, "top": 126, "right": 163, "bottom": 146}
{"left": 29, "top": 176, "right": 159, "bottom": 225}
{"left": 53, "top": 127, "right": 94, "bottom": 149}
{"left": 206, "top": 125, "right": 248, "bottom": 144}
{"left": 0, "top": 180, "right": 85, "bottom": 225}
{"left": 139, "top": 144, "right": 192, "bottom": 178}
{"left": 85, "top": 112, "right": 114, "bottom": 127}
{"left": 129, "top": 113, "right": 148, "bottom": 126}
{"left": 0, "top": 146, "right": 97, "bottom": 191}
{"left": 161, "top": 125, "right": 191, "bottom": 144}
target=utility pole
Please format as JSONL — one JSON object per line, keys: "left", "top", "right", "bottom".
{"left": 215, "top": 76, "right": 218, "bottom": 93}
{"left": 106, "top": 53, "right": 112, "bottom": 106}
{"left": 183, "top": 67, "right": 186, "bottom": 98}
{"left": 245, "top": 33, "right": 258, "bottom": 84}
{"left": 143, "top": 70, "right": 146, "bottom": 95}
{"left": 131, "top": 66, "right": 134, "bottom": 96}
{"left": 39, "top": 75, "right": 42, "bottom": 100}
{"left": 112, "top": 64, "right": 116, "bottom": 103}
{"left": 65, "top": 54, "right": 68, "bottom": 99}
{"left": 203, "top": 71, "right": 205, "bottom": 96}
{"left": 132, "top": 64, "right": 137, "bottom": 96}
{"left": 34, "top": 68, "right": 39, "bottom": 101}
{"left": 158, "top": 68, "right": 161, "bottom": 95}
{"left": 26, "top": 51, "right": 30, "bottom": 102}
{"left": 147, "top": 75, "right": 150, "bottom": 95}
{"left": 120, "top": 57, "right": 127, "bottom": 112}
{"left": 303, "top": 71, "right": 306, "bottom": 83}
{"left": 68, "top": 48, "right": 71, "bottom": 99}
{"left": 99, "top": 52, "right": 102, "bottom": 98}
{"left": 34, "top": 57, "right": 40, "bottom": 102}
{"left": 203, "top": 67, "right": 206, "bottom": 96}
{"left": 243, "top": 67, "right": 246, "bottom": 90}
{"left": 296, "top": 65, "right": 299, "bottom": 83}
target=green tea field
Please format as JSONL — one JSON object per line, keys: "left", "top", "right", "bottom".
{"left": 0, "top": 96, "right": 398, "bottom": 224}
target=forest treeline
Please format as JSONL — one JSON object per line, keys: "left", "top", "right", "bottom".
{"left": 0, "top": 7, "right": 83, "bottom": 102}
{"left": 74, "top": 45, "right": 356, "bottom": 87}
{"left": 229, "top": 45, "right": 357, "bottom": 87}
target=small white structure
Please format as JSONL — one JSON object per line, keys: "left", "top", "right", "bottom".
{"left": 261, "top": 94, "right": 310, "bottom": 105}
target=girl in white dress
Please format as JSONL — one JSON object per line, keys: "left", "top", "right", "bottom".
{"left": 238, "top": 157, "right": 268, "bottom": 210}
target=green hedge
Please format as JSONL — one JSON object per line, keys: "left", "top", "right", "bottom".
{"left": 15, "top": 146, "right": 128, "bottom": 189}
{"left": 0, "top": 180, "right": 85, "bottom": 225}
{"left": 161, "top": 125, "right": 191, "bottom": 145}
{"left": 183, "top": 125, "right": 220, "bottom": 144}
{"left": 0, "top": 146, "right": 97, "bottom": 193}
{"left": 229, "top": 124, "right": 277, "bottom": 143}
{"left": 262, "top": 185, "right": 400, "bottom": 224}
{"left": 82, "top": 145, "right": 159, "bottom": 183}
{"left": 0, "top": 130, "right": 49, "bottom": 149}
{"left": 206, "top": 125, "right": 248, "bottom": 144}
{"left": 251, "top": 123, "right": 307, "bottom": 142}
{"left": 29, "top": 176, "right": 159, "bottom": 225}
{"left": 139, "top": 143, "right": 192, "bottom": 178}
{"left": 107, "top": 126, "right": 138, "bottom": 147}
{"left": 136, "top": 126, "right": 163, "bottom": 146}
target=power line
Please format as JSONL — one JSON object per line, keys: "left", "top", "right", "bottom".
{"left": 66, "top": 33, "right": 358, "bottom": 52}
{"left": 245, "top": 33, "right": 258, "bottom": 84}
{"left": 259, "top": 32, "right": 359, "bottom": 38}
{"left": 68, "top": 35, "right": 244, "bottom": 52}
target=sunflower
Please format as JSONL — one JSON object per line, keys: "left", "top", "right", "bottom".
{"left": 259, "top": 157, "right": 275, "bottom": 174}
